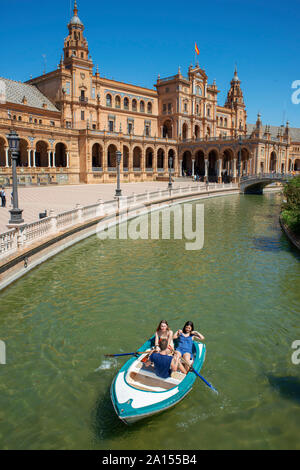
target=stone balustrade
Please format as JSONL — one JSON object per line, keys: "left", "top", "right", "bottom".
{"left": 0, "top": 183, "right": 237, "bottom": 262}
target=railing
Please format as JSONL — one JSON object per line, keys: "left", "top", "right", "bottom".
{"left": 0, "top": 183, "right": 238, "bottom": 261}
{"left": 240, "top": 172, "right": 292, "bottom": 182}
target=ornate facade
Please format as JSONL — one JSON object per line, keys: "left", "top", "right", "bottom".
{"left": 0, "top": 1, "right": 299, "bottom": 187}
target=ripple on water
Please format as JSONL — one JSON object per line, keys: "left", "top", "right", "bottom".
{"left": 0, "top": 192, "right": 299, "bottom": 450}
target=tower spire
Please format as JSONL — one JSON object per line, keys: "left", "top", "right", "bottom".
{"left": 74, "top": 0, "right": 78, "bottom": 16}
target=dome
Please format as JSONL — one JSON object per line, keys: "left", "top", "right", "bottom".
{"left": 70, "top": 15, "right": 83, "bottom": 26}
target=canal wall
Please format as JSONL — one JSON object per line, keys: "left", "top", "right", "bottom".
{"left": 0, "top": 184, "right": 239, "bottom": 291}
{"left": 279, "top": 216, "right": 300, "bottom": 251}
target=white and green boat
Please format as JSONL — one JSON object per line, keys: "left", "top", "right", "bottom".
{"left": 110, "top": 337, "right": 206, "bottom": 424}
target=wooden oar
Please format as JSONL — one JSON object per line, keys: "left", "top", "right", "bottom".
{"left": 104, "top": 352, "right": 143, "bottom": 358}
{"left": 105, "top": 348, "right": 154, "bottom": 359}
{"left": 180, "top": 355, "right": 218, "bottom": 395}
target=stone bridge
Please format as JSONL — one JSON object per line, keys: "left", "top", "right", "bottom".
{"left": 240, "top": 173, "right": 293, "bottom": 194}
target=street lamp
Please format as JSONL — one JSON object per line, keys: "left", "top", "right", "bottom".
{"left": 238, "top": 134, "right": 242, "bottom": 179}
{"left": 168, "top": 155, "right": 173, "bottom": 190}
{"left": 7, "top": 129, "right": 24, "bottom": 224}
{"left": 115, "top": 150, "right": 122, "bottom": 197}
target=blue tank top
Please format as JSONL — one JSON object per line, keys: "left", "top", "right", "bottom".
{"left": 151, "top": 353, "right": 172, "bottom": 379}
{"left": 178, "top": 333, "right": 193, "bottom": 353}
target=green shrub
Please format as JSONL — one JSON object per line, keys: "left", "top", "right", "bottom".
{"left": 281, "top": 176, "right": 300, "bottom": 235}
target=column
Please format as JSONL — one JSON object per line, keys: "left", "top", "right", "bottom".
{"left": 204, "top": 159, "right": 208, "bottom": 182}
{"left": 66, "top": 152, "right": 70, "bottom": 168}
{"left": 153, "top": 149, "right": 157, "bottom": 175}
{"left": 5, "top": 148, "right": 9, "bottom": 167}
{"left": 53, "top": 152, "right": 56, "bottom": 168}
{"left": 179, "top": 159, "right": 183, "bottom": 177}
{"left": 192, "top": 159, "right": 195, "bottom": 177}
{"left": 48, "top": 151, "right": 51, "bottom": 168}
{"left": 163, "top": 150, "right": 168, "bottom": 174}
{"left": 233, "top": 158, "right": 237, "bottom": 181}
{"left": 33, "top": 150, "right": 36, "bottom": 168}
{"left": 217, "top": 159, "right": 222, "bottom": 183}
{"left": 28, "top": 149, "right": 31, "bottom": 168}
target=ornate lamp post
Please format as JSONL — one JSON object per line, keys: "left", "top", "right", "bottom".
{"left": 7, "top": 129, "right": 24, "bottom": 224}
{"left": 115, "top": 150, "right": 122, "bottom": 197}
{"left": 238, "top": 134, "right": 242, "bottom": 179}
{"left": 168, "top": 155, "right": 173, "bottom": 190}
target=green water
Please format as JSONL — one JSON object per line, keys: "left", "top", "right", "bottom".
{"left": 0, "top": 192, "right": 299, "bottom": 450}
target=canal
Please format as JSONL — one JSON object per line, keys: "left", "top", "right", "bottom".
{"left": 0, "top": 191, "right": 299, "bottom": 450}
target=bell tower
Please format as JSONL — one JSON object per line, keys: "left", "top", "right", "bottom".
{"left": 225, "top": 66, "right": 245, "bottom": 108}
{"left": 225, "top": 66, "right": 247, "bottom": 134}
{"left": 63, "top": 1, "right": 91, "bottom": 66}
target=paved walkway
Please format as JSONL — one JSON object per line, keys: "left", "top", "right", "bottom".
{"left": 0, "top": 181, "right": 200, "bottom": 233}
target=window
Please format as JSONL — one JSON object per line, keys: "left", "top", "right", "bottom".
{"left": 145, "top": 125, "right": 150, "bottom": 136}
{"left": 92, "top": 124, "right": 96, "bottom": 130}
{"left": 108, "top": 120, "right": 114, "bottom": 132}
{"left": 168, "top": 103, "right": 172, "bottom": 113}
{"left": 128, "top": 123, "right": 133, "bottom": 134}
{"left": 184, "top": 103, "right": 188, "bottom": 112}
{"left": 124, "top": 97, "right": 129, "bottom": 110}
{"left": 140, "top": 101, "right": 145, "bottom": 113}
{"left": 207, "top": 108, "right": 210, "bottom": 117}
{"left": 66, "top": 121, "right": 71, "bottom": 128}
{"left": 81, "top": 53, "right": 84, "bottom": 58}
{"left": 92, "top": 87, "right": 96, "bottom": 100}
{"left": 115, "top": 96, "right": 121, "bottom": 108}
{"left": 81, "top": 111, "right": 85, "bottom": 120}
{"left": 39, "top": 119, "right": 42, "bottom": 124}
{"left": 106, "top": 94, "right": 112, "bottom": 107}
{"left": 132, "top": 99, "right": 137, "bottom": 111}
{"left": 29, "top": 116, "right": 33, "bottom": 123}
{"left": 50, "top": 121, "right": 55, "bottom": 127}
{"left": 196, "top": 104, "right": 199, "bottom": 114}
{"left": 147, "top": 102, "right": 152, "bottom": 114}
{"left": 18, "top": 116, "right": 22, "bottom": 121}
{"left": 196, "top": 85, "right": 202, "bottom": 96}
{"left": 163, "top": 104, "right": 167, "bottom": 114}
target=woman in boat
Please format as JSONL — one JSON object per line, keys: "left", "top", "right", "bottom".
{"left": 173, "top": 321, "right": 205, "bottom": 371}
{"left": 154, "top": 320, "right": 174, "bottom": 352}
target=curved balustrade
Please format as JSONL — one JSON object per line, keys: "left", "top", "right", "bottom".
{"left": 0, "top": 183, "right": 238, "bottom": 261}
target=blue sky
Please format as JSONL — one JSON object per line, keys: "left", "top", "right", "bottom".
{"left": 1, "top": 0, "right": 300, "bottom": 127}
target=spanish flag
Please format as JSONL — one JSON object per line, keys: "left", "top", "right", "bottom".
{"left": 195, "top": 43, "right": 200, "bottom": 55}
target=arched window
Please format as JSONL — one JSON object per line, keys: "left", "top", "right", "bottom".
{"left": 147, "top": 102, "right": 152, "bottom": 114}
{"left": 132, "top": 99, "right": 137, "bottom": 111}
{"left": 140, "top": 101, "right": 145, "bottom": 113}
{"left": 124, "top": 97, "right": 129, "bottom": 110}
{"left": 196, "top": 86, "right": 202, "bottom": 96}
{"left": 106, "top": 94, "right": 112, "bottom": 107}
{"left": 115, "top": 96, "right": 121, "bottom": 108}
{"left": 224, "top": 118, "right": 228, "bottom": 127}
{"left": 207, "top": 108, "right": 211, "bottom": 117}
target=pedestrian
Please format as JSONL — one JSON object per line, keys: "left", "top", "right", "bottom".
{"left": 0, "top": 187, "right": 6, "bottom": 208}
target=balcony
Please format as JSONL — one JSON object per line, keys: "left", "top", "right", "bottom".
{"left": 79, "top": 96, "right": 88, "bottom": 104}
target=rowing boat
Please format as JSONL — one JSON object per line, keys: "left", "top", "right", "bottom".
{"left": 110, "top": 336, "right": 206, "bottom": 424}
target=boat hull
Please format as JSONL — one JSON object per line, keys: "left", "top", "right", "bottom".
{"left": 110, "top": 337, "right": 206, "bottom": 424}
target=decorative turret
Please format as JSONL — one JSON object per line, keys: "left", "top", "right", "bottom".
{"left": 225, "top": 66, "right": 245, "bottom": 108}
{"left": 63, "top": 1, "right": 91, "bottom": 64}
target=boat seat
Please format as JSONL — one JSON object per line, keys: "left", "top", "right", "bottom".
{"left": 131, "top": 362, "right": 186, "bottom": 385}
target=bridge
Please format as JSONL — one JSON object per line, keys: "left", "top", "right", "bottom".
{"left": 240, "top": 173, "right": 294, "bottom": 194}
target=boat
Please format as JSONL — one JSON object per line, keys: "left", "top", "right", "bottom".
{"left": 110, "top": 336, "right": 206, "bottom": 424}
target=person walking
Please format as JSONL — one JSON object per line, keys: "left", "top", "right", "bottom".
{"left": 0, "top": 188, "right": 6, "bottom": 208}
